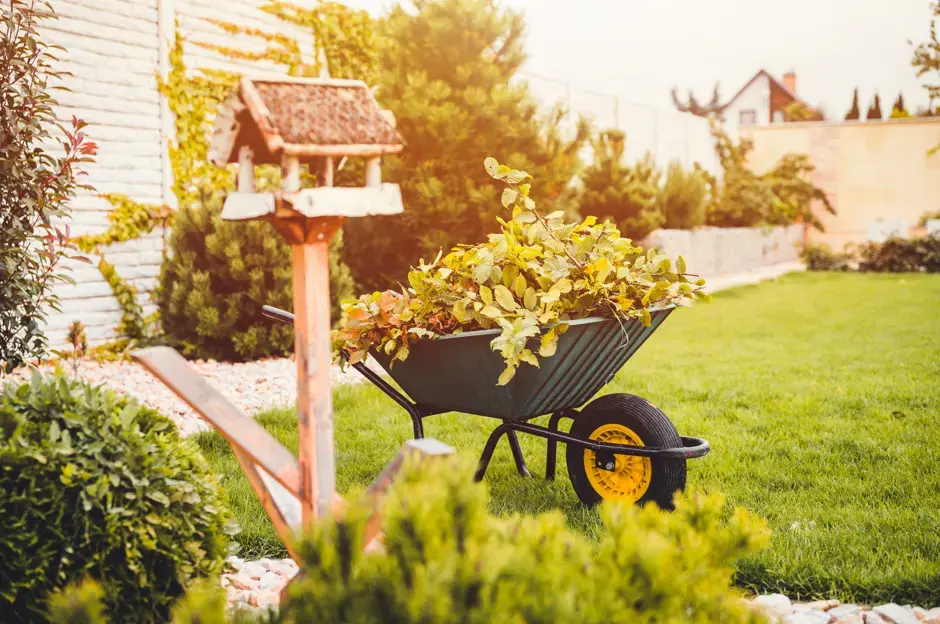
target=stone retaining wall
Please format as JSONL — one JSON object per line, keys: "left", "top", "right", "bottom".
{"left": 644, "top": 225, "right": 804, "bottom": 277}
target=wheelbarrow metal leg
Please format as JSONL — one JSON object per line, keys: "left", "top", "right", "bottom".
{"left": 474, "top": 422, "right": 510, "bottom": 482}
{"left": 545, "top": 411, "right": 568, "bottom": 481}
{"left": 505, "top": 426, "right": 531, "bottom": 478}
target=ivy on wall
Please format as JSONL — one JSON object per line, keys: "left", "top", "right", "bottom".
{"left": 74, "top": 1, "right": 376, "bottom": 346}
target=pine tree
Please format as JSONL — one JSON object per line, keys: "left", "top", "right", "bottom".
{"left": 342, "top": 0, "right": 590, "bottom": 292}
{"left": 866, "top": 93, "right": 883, "bottom": 120}
{"left": 845, "top": 88, "right": 860, "bottom": 120}
{"left": 890, "top": 92, "right": 910, "bottom": 118}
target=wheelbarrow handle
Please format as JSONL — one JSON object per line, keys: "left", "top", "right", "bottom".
{"left": 262, "top": 305, "right": 295, "bottom": 325}
{"left": 262, "top": 305, "right": 352, "bottom": 363}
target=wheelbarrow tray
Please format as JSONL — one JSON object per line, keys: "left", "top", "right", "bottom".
{"left": 370, "top": 308, "right": 673, "bottom": 421}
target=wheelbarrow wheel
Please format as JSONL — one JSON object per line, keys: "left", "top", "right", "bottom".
{"left": 566, "top": 393, "right": 686, "bottom": 509}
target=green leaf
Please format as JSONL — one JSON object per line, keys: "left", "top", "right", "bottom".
{"left": 501, "top": 188, "right": 518, "bottom": 208}
{"left": 480, "top": 285, "right": 494, "bottom": 305}
{"left": 483, "top": 157, "right": 499, "bottom": 176}
{"left": 676, "top": 255, "right": 687, "bottom": 274}
{"left": 147, "top": 491, "right": 170, "bottom": 506}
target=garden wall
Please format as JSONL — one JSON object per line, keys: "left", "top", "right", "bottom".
{"left": 746, "top": 117, "right": 940, "bottom": 250}
{"left": 42, "top": 0, "right": 318, "bottom": 346}
{"left": 645, "top": 225, "right": 803, "bottom": 277}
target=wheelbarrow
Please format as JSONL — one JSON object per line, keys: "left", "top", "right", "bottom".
{"left": 263, "top": 305, "right": 709, "bottom": 507}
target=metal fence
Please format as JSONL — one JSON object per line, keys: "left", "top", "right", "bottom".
{"left": 519, "top": 71, "right": 720, "bottom": 176}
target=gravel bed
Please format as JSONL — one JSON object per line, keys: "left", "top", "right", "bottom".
{"left": 749, "top": 594, "right": 939, "bottom": 624}
{"left": 3, "top": 356, "right": 382, "bottom": 436}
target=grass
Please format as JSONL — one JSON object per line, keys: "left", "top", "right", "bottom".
{"left": 194, "top": 272, "right": 940, "bottom": 604}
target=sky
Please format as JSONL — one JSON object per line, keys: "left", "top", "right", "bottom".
{"left": 342, "top": 0, "right": 936, "bottom": 118}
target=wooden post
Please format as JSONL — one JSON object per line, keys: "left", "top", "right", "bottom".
{"left": 321, "top": 156, "right": 334, "bottom": 188}
{"left": 365, "top": 157, "right": 381, "bottom": 188}
{"left": 291, "top": 243, "right": 335, "bottom": 524}
{"left": 238, "top": 145, "right": 256, "bottom": 192}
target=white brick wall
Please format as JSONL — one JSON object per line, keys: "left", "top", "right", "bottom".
{"left": 43, "top": 0, "right": 318, "bottom": 347}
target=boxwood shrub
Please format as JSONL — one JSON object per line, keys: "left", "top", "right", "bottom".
{"left": 0, "top": 373, "right": 237, "bottom": 622}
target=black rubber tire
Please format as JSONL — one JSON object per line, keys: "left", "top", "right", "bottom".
{"left": 566, "top": 393, "right": 686, "bottom": 509}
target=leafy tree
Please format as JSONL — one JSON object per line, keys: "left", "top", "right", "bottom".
{"left": 783, "top": 101, "right": 824, "bottom": 122}
{"left": 845, "top": 88, "right": 861, "bottom": 120}
{"left": 342, "top": 0, "right": 590, "bottom": 293}
{"left": 702, "top": 121, "right": 834, "bottom": 230}
{"left": 578, "top": 130, "right": 663, "bottom": 241}
{"left": 670, "top": 82, "right": 726, "bottom": 118}
{"left": 913, "top": 2, "right": 940, "bottom": 106}
{"left": 658, "top": 161, "right": 707, "bottom": 229}
{"left": 866, "top": 93, "right": 883, "bottom": 120}
{"left": 890, "top": 92, "right": 911, "bottom": 118}
{"left": 0, "top": 1, "right": 97, "bottom": 371}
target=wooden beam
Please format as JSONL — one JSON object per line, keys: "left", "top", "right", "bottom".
{"left": 281, "top": 154, "right": 301, "bottom": 192}
{"left": 321, "top": 156, "right": 334, "bottom": 188}
{"left": 365, "top": 157, "right": 382, "bottom": 188}
{"left": 130, "top": 347, "right": 302, "bottom": 499}
{"left": 282, "top": 143, "right": 404, "bottom": 158}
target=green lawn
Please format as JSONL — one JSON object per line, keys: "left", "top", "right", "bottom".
{"left": 194, "top": 272, "right": 940, "bottom": 604}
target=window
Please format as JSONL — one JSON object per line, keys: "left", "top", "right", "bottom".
{"left": 739, "top": 109, "right": 757, "bottom": 126}
{"left": 772, "top": 110, "right": 784, "bottom": 123}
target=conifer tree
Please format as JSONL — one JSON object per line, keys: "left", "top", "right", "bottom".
{"left": 845, "top": 88, "right": 860, "bottom": 120}
{"left": 890, "top": 92, "right": 910, "bottom": 118}
{"left": 866, "top": 93, "right": 883, "bottom": 120}
{"left": 342, "top": 0, "right": 590, "bottom": 292}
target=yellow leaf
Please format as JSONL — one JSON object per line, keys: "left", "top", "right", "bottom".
{"left": 497, "top": 365, "right": 516, "bottom": 386}
{"left": 676, "top": 255, "right": 687, "bottom": 274}
{"left": 480, "top": 285, "right": 493, "bottom": 305}
{"left": 494, "top": 285, "right": 517, "bottom": 310}
{"left": 524, "top": 287, "right": 537, "bottom": 310}
{"left": 481, "top": 305, "right": 502, "bottom": 319}
{"left": 556, "top": 278, "right": 572, "bottom": 294}
{"left": 513, "top": 274, "right": 527, "bottom": 298}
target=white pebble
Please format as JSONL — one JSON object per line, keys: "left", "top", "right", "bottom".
{"left": 753, "top": 594, "right": 794, "bottom": 620}
{"left": 874, "top": 604, "right": 922, "bottom": 624}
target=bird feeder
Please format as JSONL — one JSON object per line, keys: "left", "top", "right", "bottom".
{"left": 132, "top": 76, "right": 451, "bottom": 567}
{"left": 207, "top": 76, "right": 405, "bottom": 527}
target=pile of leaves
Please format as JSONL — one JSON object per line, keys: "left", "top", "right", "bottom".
{"left": 332, "top": 159, "right": 707, "bottom": 385}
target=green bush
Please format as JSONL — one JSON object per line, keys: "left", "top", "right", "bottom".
{"left": 283, "top": 457, "right": 769, "bottom": 622}
{"left": 579, "top": 130, "right": 664, "bottom": 241}
{"left": 42, "top": 457, "right": 770, "bottom": 623}
{"left": 857, "top": 234, "right": 940, "bottom": 273}
{"left": 0, "top": 373, "right": 236, "bottom": 622}
{"left": 802, "top": 235, "right": 940, "bottom": 273}
{"left": 658, "top": 160, "right": 707, "bottom": 229}
{"left": 800, "top": 243, "right": 852, "bottom": 271}
{"left": 158, "top": 197, "right": 355, "bottom": 361}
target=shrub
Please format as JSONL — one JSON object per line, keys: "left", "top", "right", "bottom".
{"left": 158, "top": 196, "right": 355, "bottom": 362}
{"left": 857, "top": 234, "right": 940, "bottom": 273}
{"left": 334, "top": 159, "right": 707, "bottom": 385}
{"left": 40, "top": 458, "right": 770, "bottom": 623}
{"left": 800, "top": 243, "right": 852, "bottom": 271}
{"left": 281, "top": 457, "right": 770, "bottom": 623}
{"left": 0, "top": 1, "right": 97, "bottom": 371}
{"left": 0, "top": 373, "right": 236, "bottom": 622}
{"left": 579, "top": 130, "right": 664, "bottom": 241}
{"left": 658, "top": 160, "right": 707, "bottom": 229}
{"left": 342, "top": 0, "right": 590, "bottom": 293}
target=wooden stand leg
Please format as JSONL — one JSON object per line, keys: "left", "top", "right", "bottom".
{"left": 291, "top": 241, "right": 336, "bottom": 526}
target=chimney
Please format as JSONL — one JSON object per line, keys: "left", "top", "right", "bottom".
{"left": 783, "top": 71, "right": 797, "bottom": 94}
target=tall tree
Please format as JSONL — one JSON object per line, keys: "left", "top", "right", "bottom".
{"left": 866, "top": 93, "right": 883, "bottom": 120}
{"left": 342, "top": 0, "right": 590, "bottom": 292}
{"left": 845, "top": 88, "right": 861, "bottom": 120}
{"left": 671, "top": 83, "right": 726, "bottom": 118}
{"left": 913, "top": 1, "right": 940, "bottom": 106}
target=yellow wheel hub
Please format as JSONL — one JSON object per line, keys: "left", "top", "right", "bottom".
{"left": 583, "top": 423, "right": 651, "bottom": 503}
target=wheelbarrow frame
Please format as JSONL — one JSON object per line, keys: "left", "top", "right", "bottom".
{"left": 262, "top": 305, "right": 709, "bottom": 484}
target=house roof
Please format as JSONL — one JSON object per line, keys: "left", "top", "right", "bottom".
{"left": 209, "top": 76, "right": 404, "bottom": 166}
{"left": 724, "top": 69, "right": 804, "bottom": 110}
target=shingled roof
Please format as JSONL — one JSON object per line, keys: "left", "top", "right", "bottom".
{"left": 209, "top": 76, "right": 404, "bottom": 166}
